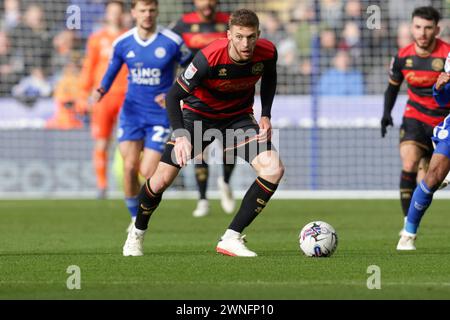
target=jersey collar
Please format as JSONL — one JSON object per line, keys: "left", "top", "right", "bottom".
{"left": 132, "top": 26, "right": 161, "bottom": 47}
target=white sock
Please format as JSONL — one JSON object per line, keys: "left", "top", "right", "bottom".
{"left": 222, "top": 229, "right": 240, "bottom": 239}
{"left": 133, "top": 226, "right": 146, "bottom": 236}
{"left": 402, "top": 230, "right": 416, "bottom": 237}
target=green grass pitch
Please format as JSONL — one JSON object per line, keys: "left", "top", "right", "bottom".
{"left": 1, "top": 199, "right": 450, "bottom": 299}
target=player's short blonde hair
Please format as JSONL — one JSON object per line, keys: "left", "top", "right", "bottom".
{"left": 229, "top": 9, "right": 259, "bottom": 29}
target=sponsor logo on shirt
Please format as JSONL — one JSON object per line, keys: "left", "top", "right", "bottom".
{"left": 130, "top": 67, "right": 161, "bottom": 85}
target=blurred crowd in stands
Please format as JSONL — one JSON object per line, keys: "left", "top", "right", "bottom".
{"left": 0, "top": 0, "right": 449, "bottom": 107}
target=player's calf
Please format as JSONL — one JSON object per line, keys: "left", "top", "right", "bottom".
{"left": 135, "top": 179, "right": 163, "bottom": 231}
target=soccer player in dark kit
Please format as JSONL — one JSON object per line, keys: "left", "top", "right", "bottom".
{"left": 172, "top": 0, "right": 235, "bottom": 217}
{"left": 123, "top": 8, "right": 284, "bottom": 257}
{"left": 381, "top": 6, "right": 450, "bottom": 231}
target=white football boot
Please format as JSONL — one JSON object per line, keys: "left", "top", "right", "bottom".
{"left": 193, "top": 199, "right": 209, "bottom": 217}
{"left": 217, "top": 176, "right": 235, "bottom": 214}
{"left": 396, "top": 230, "right": 417, "bottom": 251}
{"left": 123, "top": 225, "right": 145, "bottom": 256}
{"left": 216, "top": 234, "right": 257, "bottom": 257}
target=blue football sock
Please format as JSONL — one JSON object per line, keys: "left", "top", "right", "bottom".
{"left": 125, "top": 196, "right": 139, "bottom": 218}
{"left": 405, "top": 180, "right": 434, "bottom": 234}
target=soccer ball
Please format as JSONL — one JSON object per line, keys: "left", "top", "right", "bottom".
{"left": 299, "top": 221, "right": 338, "bottom": 257}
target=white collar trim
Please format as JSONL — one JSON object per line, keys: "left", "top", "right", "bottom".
{"left": 133, "top": 26, "right": 161, "bottom": 47}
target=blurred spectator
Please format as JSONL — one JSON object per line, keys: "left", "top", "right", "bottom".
{"left": 318, "top": 50, "right": 364, "bottom": 95}
{"left": 260, "top": 11, "right": 287, "bottom": 46}
{"left": 291, "top": 1, "right": 315, "bottom": 58}
{"left": 397, "top": 22, "right": 413, "bottom": 49}
{"left": 344, "top": 0, "right": 363, "bottom": 25}
{"left": 121, "top": 11, "right": 134, "bottom": 30}
{"left": 46, "top": 55, "right": 84, "bottom": 129}
{"left": 51, "top": 30, "right": 79, "bottom": 81}
{"left": 339, "top": 21, "right": 362, "bottom": 61}
{"left": 0, "top": 0, "right": 21, "bottom": 31}
{"left": 439, "top": 18, "right": 450, "bottom": 43}
{"left": 0, "top": 31, "right": 23, "bottom": 96}
{"left": 320, "top": 0, "right": 344, "bottom": 29}
{"left": 9, "top": 3, "right": 52, "bottom": 77}
{"left": 320, "top": 28, "right": 337, "bottom": 70}
{"left": 12, "top": 67, "right": 52, "bottom": 106}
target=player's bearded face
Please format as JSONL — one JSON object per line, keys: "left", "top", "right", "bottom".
{"left": 227, "top": 26, "right": 260, "bottom": 62}
{"left": 195, "top": 0, "right": 217, "bottom": 20}
{"left": 411, "top": 17, "right": 439, "bottom": 50}
{"left": 132, "top": 2, "right": 158, "bottom": 31}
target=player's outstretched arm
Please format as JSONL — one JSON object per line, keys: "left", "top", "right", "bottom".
{"left": 166, "top": 83, "right": 192, "bottom": 167}
{"left": 259, "top": 49, "right": 277, "bottom": 142}
{"left": 381, "top": 82, "right": 400, "bottom": 138}
{"left": 166, "top": 83, "right": 190, "bottom": 133}
{"left": 95, "top": 43, "right": 124, "bottom": 102}
{"left": 382, "top": 55, "right": 404, "bottom": 138}
{"left": 433, "top": 72, "right": 450, "bottom": 107}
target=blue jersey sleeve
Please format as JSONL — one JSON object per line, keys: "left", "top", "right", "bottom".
{"left": 100, "top": 42, "right": 124, "bottom": 92}
{"left": 176, "top": 42, "right": 192, "bottom": 68}
{"left": 433, "top": 83, "right": 450, "bottom": 107}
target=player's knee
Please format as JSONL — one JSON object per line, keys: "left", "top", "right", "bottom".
{"left": 123, "top": 159, "right": 139, "bottom": 177}
{"left": 273, "top": 163, "right": 285, "bottom": 181}
{"left": 139, "top": 165, "right": 153, "bottom": 180}
{"left": 258, "top": 162, "right": 284, "bottom": 183}
{"left": 402, "top": 159, "right": 420, "bottom": 172}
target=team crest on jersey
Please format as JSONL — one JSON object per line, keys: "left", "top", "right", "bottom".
{"left": 438, "top": 129, "right": 449, "bottom": 140}
{"left": 432, "top": 58, "right": 444, "bottom": 72}
{"left": 218, "top": 68, "right": 227, "bottom": 76}
{"left": 405, "top": 58, "right": 413, "bottom": 68}
{"left": 155, "top": 47, "right": 166, "bottom": 59}
{"left": 184, "top": 63, "right": 198, "bottom": 79}
{"left": 191, "top": 24, "right": 200, "bottom": 33}
{"left": 252, "top": 62, "right": 264, "bottom": 75}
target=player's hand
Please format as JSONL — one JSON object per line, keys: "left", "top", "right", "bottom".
{"left": 92, "top": 88, "right": 105, "bottom": 104}
{"left": 381, "top": 114, "right": 393, "bottom": 138}
{"left": 154, "top": 93, "right": 166, "bottom": 109}
{"left": 435, "top": 72, "right": 450, "bottom": 91}
{"left": 258, "top": 116, "right": 272, "bottom": 142}
{"left": 174, "top": 136, "right": 192, "bottom": 167}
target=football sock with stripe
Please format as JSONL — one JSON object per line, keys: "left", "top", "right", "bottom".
{"left": 405, "top": 180, "right": 435, "bottom": 234}
{"left": 135, "top": 180, "right": 162, "bottom": 231}
{"left": 228, "top": 177, "right": 278, "bottom": 233}
{"left": 400, "top": 170, "right": 417, "bottom": 217}
{"left": 195, "top": 162, "right": 208, "bottom": 200}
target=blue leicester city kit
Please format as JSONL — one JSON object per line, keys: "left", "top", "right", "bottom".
{"left": 101, "top": 26, "right": 191, "bottom": 151}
